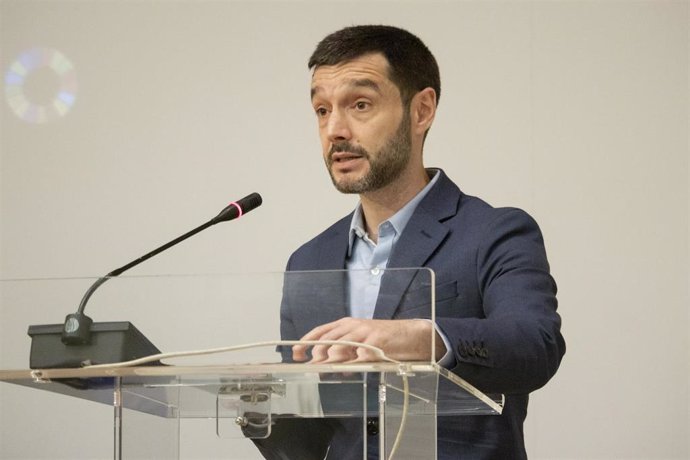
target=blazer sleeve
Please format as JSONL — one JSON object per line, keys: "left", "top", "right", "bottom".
{"left": 435, "top": 208, "right": 565, "bottom": 394}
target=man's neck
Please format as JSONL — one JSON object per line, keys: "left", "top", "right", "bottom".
{"left": 359, "top": 167, "right": 430, "bottom": 242}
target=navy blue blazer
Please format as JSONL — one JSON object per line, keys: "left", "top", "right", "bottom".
{"left": 255, "top": 170, "right": 565, "bottom": 459}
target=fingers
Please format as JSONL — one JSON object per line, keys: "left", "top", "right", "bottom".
{"left": 292, "top": 318, "right": 367, "bottom": 363}
{"left": 290, "top": 318, "right": 434, "bottom": 363}
{"left": 291, "top": 321, "right": 340, "bottom": 361}
{"left": 313, "top": 342, "right": 358, "bottom": 363}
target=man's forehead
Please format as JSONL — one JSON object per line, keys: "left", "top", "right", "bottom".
{"left": 310, "top": 54, "right": 394, "bottom": 98}
{"left": 311, "top": 78, "right": 383, "bottom": 99}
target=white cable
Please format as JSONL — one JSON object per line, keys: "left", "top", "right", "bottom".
{"left": 83, "top": 340, "right": 400, "bottom": 369}
{"left": 385, "top": 374, "right": 409, "bottom": 460}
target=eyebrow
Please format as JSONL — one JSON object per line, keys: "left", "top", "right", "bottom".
{"left": 311, "top": 78, "right": 382, "bottom": 100}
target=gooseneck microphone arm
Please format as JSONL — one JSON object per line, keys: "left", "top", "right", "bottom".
{"left": 62, "top": 192, "right": 263, "bottom": 345}
{"left": 75, "top": 219, "right": 216, "bottom": 316}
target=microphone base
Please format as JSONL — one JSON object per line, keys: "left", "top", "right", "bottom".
{"left": 28, "top": 321, "right": 160, "bottom": 369}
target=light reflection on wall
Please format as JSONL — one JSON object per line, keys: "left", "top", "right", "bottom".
{"left": 4, "top": 47, "right": 78, "bottom": 124}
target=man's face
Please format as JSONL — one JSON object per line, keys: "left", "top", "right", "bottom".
{"left": 310, "top": 53, "right": 412, "bottom": 194}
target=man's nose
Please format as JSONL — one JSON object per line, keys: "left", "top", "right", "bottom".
{"left": 326, "top": 109, "right": 351, "bottom": 143}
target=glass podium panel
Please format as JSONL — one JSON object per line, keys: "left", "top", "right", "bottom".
{"left": 1, "top": 271, "right": 503, "bottom": 459}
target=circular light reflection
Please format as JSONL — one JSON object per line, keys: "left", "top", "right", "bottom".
{"left": 4, "top": 47, "right": 78, "bottom": 124}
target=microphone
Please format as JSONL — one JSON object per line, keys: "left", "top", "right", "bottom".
{"left": 211, "top": 192, "right": 263, "bottom": 223}
{"left": 61, "top": 193, "right": 262, "bottom": 346}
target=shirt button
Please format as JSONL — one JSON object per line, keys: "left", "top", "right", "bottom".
{"left": 367, "top": 418, "right": 379, "bottom": 436}
{"left": 371, "top": 267, "right": 380, "bottom": 276}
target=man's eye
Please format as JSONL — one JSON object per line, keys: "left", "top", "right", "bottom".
{"left": 354, "top": 101, "right": 369, "bottom": 110}
{"left": 315, "top": 107, "right": 328, "bottom": 117}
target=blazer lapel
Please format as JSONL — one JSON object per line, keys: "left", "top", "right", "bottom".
{"left": 315, "top": 215, "right": 351, "bottom": 322}
{"left": 317, "top": 215, "right": 351, "bottom": 270}
{"left": 373, "top": 170, "right": 460, "bottom": 319}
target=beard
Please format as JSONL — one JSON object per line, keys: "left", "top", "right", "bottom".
{"left": 326, "top": 112, "right": 412, "bottom": 194}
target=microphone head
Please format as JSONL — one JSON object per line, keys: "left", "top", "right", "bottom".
{"left": 237, "top": 192, "right": 263, "bottom": 214}
{"left": 213, "top": 192, "right": 263, "bottom": 223}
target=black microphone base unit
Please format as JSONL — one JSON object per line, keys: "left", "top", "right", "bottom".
{"left": 28, "top": 322, "right": 160, "bottom": 369}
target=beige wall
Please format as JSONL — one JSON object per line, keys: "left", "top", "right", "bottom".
{"left": 1, "top": 1, "right": 688, "bottom": 458}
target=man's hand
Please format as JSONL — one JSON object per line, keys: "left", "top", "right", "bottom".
{"left": 291, "top": 317, "right": 447, "bottom": 363}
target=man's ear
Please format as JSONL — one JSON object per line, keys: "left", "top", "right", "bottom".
{"left": 410, "top": 87, "right": 437, "bottom": 136}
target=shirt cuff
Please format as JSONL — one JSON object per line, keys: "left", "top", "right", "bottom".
{"left": 415, "top": 319, "right": 456, "bottom": 367}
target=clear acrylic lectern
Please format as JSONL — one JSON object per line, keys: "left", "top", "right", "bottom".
{"left": 0, "top": 270, "right": 503, "bottom": 459}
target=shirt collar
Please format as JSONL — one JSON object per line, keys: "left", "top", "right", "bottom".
{"left": 348, "top": 169, "right": 441, "bottom": 256}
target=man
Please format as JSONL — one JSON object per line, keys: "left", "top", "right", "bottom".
{"left": 256, "top": 25, "right": 565, "bottom": 459}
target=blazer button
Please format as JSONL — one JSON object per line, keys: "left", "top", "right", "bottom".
{"left": 457, "top": 343, "right": 468, "bottom": 358}
{"left": 367, "top": 418, "right": 379, "bottom": 436}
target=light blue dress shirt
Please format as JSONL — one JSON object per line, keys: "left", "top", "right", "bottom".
{"left": 346, "top": 170, "right": 440, "bottom": 318}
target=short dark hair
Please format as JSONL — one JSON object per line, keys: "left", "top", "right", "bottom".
{"left": 308, "top": 25, "right": 440, "bottom": 107}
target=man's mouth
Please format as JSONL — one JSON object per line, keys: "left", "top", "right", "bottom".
{"left": 331, "top": 152, "right": 364, "bottom": 163}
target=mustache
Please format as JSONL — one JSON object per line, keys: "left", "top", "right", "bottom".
{"left": 328, "top": 142, "right": 370, "bottom": 160}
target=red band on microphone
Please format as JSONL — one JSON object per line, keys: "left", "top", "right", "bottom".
{"left": 229, "top": 201, "right": 243, "bottom": 218}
